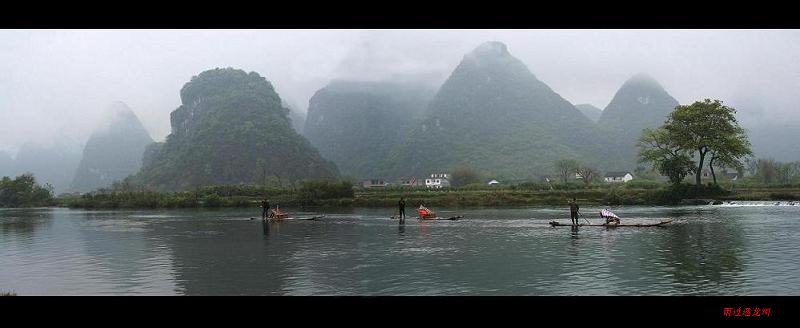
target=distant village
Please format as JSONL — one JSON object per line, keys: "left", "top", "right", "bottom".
{"left": 358, "top": 168, "right": 745, "bottom": 189}
{"left": 358, "top": 171, "right": 640, "bottom": 189}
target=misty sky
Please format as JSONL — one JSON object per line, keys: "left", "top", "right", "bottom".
{"left": 1, "top": 29, "right": 799, "bottom": 155}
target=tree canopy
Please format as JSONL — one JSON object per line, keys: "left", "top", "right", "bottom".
{"left": 637, "top": 128, "right": 695, "bottom": 184}
{"left": 0, "top": 173, "right": 54, "bottom": 207}
{"left": 638, "top": 99, "right": 751, "bottom": 186}
{"left": 555, "top": 158, "right": 579, "bottom": 184}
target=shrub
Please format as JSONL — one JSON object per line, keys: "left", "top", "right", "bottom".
{"left": 297, "top": 179, "right": 354, "bottom": 201}
{"left": 624, "top": 180, "right": 664, "bottom": 190}
{"left": 769, "top": 192, "right": 798, "bottom": 200}
{"left": 203, "top": 194, "right": 223, "bottom": 207}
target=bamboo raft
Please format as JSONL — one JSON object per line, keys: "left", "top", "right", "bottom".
{"left": 391, "top": 215, "right": 464, "bottom": 221}
{"left": 252, "top": 215, "right": 325, "bottom": 221}
{"left": 549, "top": 219, "right": 673, "bottom": 227}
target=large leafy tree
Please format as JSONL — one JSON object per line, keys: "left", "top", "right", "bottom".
{"left": 663, "top": 99, "right": 751, "bottom": 187}
{"left": 637, "top": 128, "right": 695, "bottom": 184}
{"left": 707, "top": 133, "right": 752, "bottom": 185}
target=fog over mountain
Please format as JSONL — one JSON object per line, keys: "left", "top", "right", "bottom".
{"left": 598, "top": 74, "right": 681, "bottom": 165}
{"left": 575, "top": 104, "right": 602, "bottom": 122}
{"left": 69, "top": 102, "right": 154, "bottom": 192}
{"left": 388, "top": 41, "right": 609, "bottom": 178}
{"left": 1, "top": 30, "right": 799, "bottom": 162}
{"left": 304, "top": 79, "right": 435, "bottom": 178}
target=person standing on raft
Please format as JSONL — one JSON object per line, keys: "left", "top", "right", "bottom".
{"left": 398, "top": 197, "right": 406, "bottom": 220}
{"left": 260, "top": 198, "right": 271, "bottom": 220}
{"left": 569, "top": 197, "right": 580, "bottom": 225}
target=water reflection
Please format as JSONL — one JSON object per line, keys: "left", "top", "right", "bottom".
{"left": 2, "top": 205, "right": 799, "bottom": 295}
{"left": 654, "top": 213, "right": 746, "bottom": 294}
{"left": 0, "top": 208, "right": 54, "bottom": 237}
{"left": 74, "top": 210, "right": 181, "bottom": 295}
{"left": 148, "top": 214, "right": 291, "bottom": 295}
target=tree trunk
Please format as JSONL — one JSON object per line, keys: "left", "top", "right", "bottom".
{"left": 696, "top": 149, "right": 706, "bottom": 187}
{"left": 709, "top": 156, "right": 717, "bottom": 185}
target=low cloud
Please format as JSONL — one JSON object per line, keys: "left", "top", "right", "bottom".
{"left": 1, "top": 29, "right": 798, "bottom": 155}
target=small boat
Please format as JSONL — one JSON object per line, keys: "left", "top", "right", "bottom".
{"left": 253, "top": 215, "right": 325, "bottom": 221}
{"left": 286, "top": 215, "right": 325, "bottom": 221}
{"left": 390, "top": 215, "right": 463, "bottom": 221}
{"left": 253, "top": 206, "right": 324, "bottom": 221}
{"left": 417, "top": 205, "right": 436, "bottom": 219}
{"left": 549, "top": 219, "right": 673, "bottom": 227}
{"left": 420, "top": 215, "right": 463, "bottom": 221}
{"left": 389, "top": 206, "right": 463, "bottom": 221}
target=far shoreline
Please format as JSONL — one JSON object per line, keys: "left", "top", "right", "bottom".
{"left": 48, "top": 185, "right": 800, "bottom": 210}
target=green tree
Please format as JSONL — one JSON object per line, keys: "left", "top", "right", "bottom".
{"left": 664, "top": 99, "right": 750, "bottom": 187}
{"left": 637, "top": 128, "right": 695, "bottom": 184}
{"left": 297, "top": 179, "right": 354, "bottom": 202}
{"left": 757, "top": 158, "right": 778, "bottom": 184}
{"left": 0, "top": 173, "right": 54, "bottom": 207}
{"left": 555, "top": 159, "right": 579, "bottom": 184}
{"left": 777, "top": 162, "right": 792, "bottom": 184}
{"left": 743, "top": 157, "right": 758, "bottom": 176}
{"left": 707, "top": 132, "right": 752, "bottom": 185}
{"left": 634, "top": 165, "right": 661, "bottom": 181}
{"left": 575, "top": 165, "right": 597, "bottom": 186}
{"left": 450, "top": 166, "right": 481, "bottom": 187}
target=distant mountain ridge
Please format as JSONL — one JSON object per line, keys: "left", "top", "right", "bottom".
{"left": 598, "top": 73, "right": 680, "bottom": 166}
{"left": 4, "top": 143, "right": 81, "bottom": 194}
{"left": 576, "top": 104, "right": 602, "bottom": 122}
{"left": 70, "top": 102, "right": 154, "bottom": 192}
{"left": 304, "top": 80, "right": 435, "bottom": 178}
{"left": 387, "top": 41, "right": 610, "bottom": 179}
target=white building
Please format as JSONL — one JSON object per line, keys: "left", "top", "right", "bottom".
{"left": 604, "top": 172, "right": 634, "bottom": 183}
{"left": 487, "top": 179, "right": 500, "bottom": 186}
{"left": 425, "top": 173, "right": 450, "bottom": 189}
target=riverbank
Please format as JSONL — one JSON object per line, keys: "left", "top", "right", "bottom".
{"left": 55, "top": 183, "right": 800, "bottom": 209}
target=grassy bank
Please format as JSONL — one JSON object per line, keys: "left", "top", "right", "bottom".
{"left": 718, "top": 187, "right": 800, "bottom": 202}
{"left": 55, "top": 180, "right": 800, "bottom": 209}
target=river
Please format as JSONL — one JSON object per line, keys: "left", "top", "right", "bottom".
{"left": 1, "top": 202, "right": 799, "bottom": 295}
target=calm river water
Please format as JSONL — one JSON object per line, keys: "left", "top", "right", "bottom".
{"left": 2, "top": 203, "right": 799, "bottom": 295}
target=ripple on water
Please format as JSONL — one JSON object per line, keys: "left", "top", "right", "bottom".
{"left": 3, "top": 206, "right": 800, "bottom": 295}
